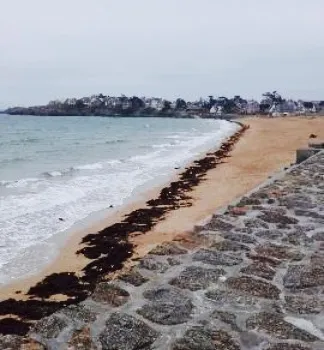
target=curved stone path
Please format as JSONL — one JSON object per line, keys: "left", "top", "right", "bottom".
{"left": 1, "top": 151, "right": 324, "bottom": 349}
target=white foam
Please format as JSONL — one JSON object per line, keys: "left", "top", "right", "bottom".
{"left": 152, "top": 143, "right": 173, "bottom": 149}
{"left": 3, "top": 177, "right": 40, "bottom": 188}
{"left": 72, "top": 162, "right": 103, "bottom": 170}
{"left": 44, "top": 171, "right": 63, "bottom": 177}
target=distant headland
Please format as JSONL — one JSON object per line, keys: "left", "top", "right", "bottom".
{"left": 4, "top": 91, "right": 324, "bottom": 118}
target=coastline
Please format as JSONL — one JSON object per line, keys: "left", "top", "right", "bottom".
{"left": 0, "top": 120, "right": 243, "bottom": 300}
{"left": 1, "top": 116, "right": 324, "bottom": 301}
{"left": 0, "top": 116, "right": 324, "bottom": 337}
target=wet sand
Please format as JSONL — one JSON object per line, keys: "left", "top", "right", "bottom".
{"left": 0, "top": 116, "right": 323, "bottom": 306}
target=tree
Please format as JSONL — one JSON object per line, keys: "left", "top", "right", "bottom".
{"left": 75, "top": 99, "right": 85, "bottom": 109}
{"left": 175, "top": 98, "right": 187, "bottom": 110}
{"left": 259, "top": 103, "right": 271, "bottom": 113}
{"left": 262, "top": 91, "right": 284, "bottom": 105}
{"left": 208, "top": 95, "right": 216, "bottom": 109}
{"left": 303, "top": 101, "right": 314, "bottom": 109}
{"left": 162, "top": 100, "right": 171, "bottom": 111}
{"left": 130, "top": 96, "right": 144, "bottom": 110}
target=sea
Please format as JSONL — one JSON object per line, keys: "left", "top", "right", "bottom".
{"left": 0, "top": 114, "right": 239, "bottom": 285}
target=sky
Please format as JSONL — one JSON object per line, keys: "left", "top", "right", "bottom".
{"left": 0, "top": 0, "right": 324, "bottom": 107}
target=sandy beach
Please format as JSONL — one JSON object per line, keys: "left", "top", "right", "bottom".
{"left": 0, "top": 116, "right": 323, "bottom": 302}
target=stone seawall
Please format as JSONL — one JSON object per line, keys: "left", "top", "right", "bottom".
{"left": 1, "top": 151, "right": 324, "bottom": 349}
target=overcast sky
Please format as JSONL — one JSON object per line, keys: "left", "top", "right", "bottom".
{"left": 0, "top": 0, "right": 323, "bottom": 107}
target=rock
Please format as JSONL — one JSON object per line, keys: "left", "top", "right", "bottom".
{"left": 258, "top": 211, "right": 298, "bottom": 225}
{"left": 0, "top": 335, "right": 23, "bottom": 350}
{"left": 193, "top": 249, "right": 243, "bottom": 266}
{"left": 251, "top": 191, "right": 270, "bottom": 200}
{"left": 206, "top": 289, "right": 258, "bottom": 308}
{"left": 169, "top": 266, "right": 225, "bottom": 291}
{"left": 149, "top": 242, "right": 187, "bottom": 255}
{"left": 255, "top": 229, "right": 285, "bottom": 240}
{"left": 167, "top": 257, "right": 181, "bottom": 266}
{"left": 119, "top": 268, "right": 149, "bottom": 286}
{"left": 237, "top": 197, "right": 262, "bottom": 206}
{"left": 246, "top": 312, "right": 319, "bottom": 342}
{"left": 211, "top": 310, "right": 240, "bottom": 331}
{"left": 279, "top": 195, "right": 316, "bottom": 210}
{"left": 99, "top": 313, "right": 159, "bottom": 350}
{"left": 210, "top": 239, "right": 250, "bottom": 252}
{"left": 137, "top": 287, "right": 193, "bottom": 325}
{"left": 204, "top": 217, "right": 236, "bottom": 231}
{"left": 226, "top": 276, "right": 281, "bottom": 299}
{"left": 294, "top": 209, "right": 324, "bottom": 219}
{"left": 313, "top": 231, "right": 324, "bottom": 241}
{"left": 172, "top": 327, "right": 240, "bottom": 350}
{"left": 221, "top": 232, "right": 256, "bottom": 244}
{"left": 240, "top": 262, "right": 276, "bottom": 281}
{"left": 32, "top": 314, "right": 68, "bottom": 339}
{"left": 61, "top": 304, "right": 97, "bottom": 324}
{"left": 284, "top": 295, "right": 324, "bottom": 314}
{"left": 283, "top": 264, "right": 324, "bottom": 290}
{"left": 247, "top": 253, "right": 282, "bottom": 267}
{"left": 283, "top": 230, "right": 312, "bottom": 246}
{"left": 68, "top": 327, "right": 97, "bottom": 349}
{"left": 244, "top": 218, "right": 269, "bottom": 229}
{"left": 139, "top": 257, "right": 169, "bottom": 273}
{"left": 92, "top": 283, "right": 129, "bottom": 307}
{"left": 255, "top": 244, "right": 304, "bottom": 261}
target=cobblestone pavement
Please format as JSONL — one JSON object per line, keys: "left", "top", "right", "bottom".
{"left": 1, "top": 151, "right": 324, "bottom": 349}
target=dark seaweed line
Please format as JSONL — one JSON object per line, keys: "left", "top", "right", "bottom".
{"left": 0, "top": 123, "right": 249, "bottom": 336}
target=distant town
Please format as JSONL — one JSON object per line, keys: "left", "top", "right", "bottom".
{"left": 4, "top": 91, "right": 324, "bottom": 118}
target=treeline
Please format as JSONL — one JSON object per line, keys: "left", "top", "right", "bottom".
{"left": 5, "top": 91, "right": 324, "bottom": 117}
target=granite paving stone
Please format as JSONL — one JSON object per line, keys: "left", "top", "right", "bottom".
{"left": 226, "top": 276, "right": 281, "bottom": 299}
{"left": 169, "top": 265, "right": 225, "bottom": 291}
{"left": 240, "top": 262, "right": 277, "bottom": 281}
{"left": 246, "top": 312, "right": 319, "bottom": 342}
{"left": 172, "top": 327, "right": 240, "bottom": 350}
{"left": 91, "top": 283, "right": 130, "bottom": 307}
{"left": 284, "top": 295, "right": 324, "bottom": 314}
{"left": 137, "top": 287, "right": 193, "bottom": 325}
{"left": 118, "top": 268, "right": 149, "bottom": 286}
{"left": 193, "top": 248, "right": 243, "bottom": 266}
{"left": 148, "top": 242, "right": 188, "bottom": 255}
{"left": 31, "top": 314, "right": 68, "bottom": 339}
{"left": 210, "top": 239, "right": 250, "bottom": 252}
{"left": 99, "top": 313, "right": 159, "bottom": 350}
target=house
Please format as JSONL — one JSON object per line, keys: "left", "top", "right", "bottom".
{"left": 150, "top": 98, "right": 164, "bottom": 110}
{"left": 281, "top": 99, "right": 298, "bottom": 114}
{"left": 246, "top": 100, "right": 260, "bottom": 114}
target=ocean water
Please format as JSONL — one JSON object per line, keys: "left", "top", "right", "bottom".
{"left": 0, "top": 115, "right": 238, "bottom": 284}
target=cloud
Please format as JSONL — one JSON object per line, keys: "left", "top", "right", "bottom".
{"left": 0, "top": 0, "right": 323, "bottom": 106}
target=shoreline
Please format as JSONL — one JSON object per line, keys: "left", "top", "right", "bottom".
{"left": 0, "top": 122, "right": 248, "bottom": 336}
{"left": 0, "top": 116, "right": 324, "bottom": 336}
{"left": 0, "top": 119, "right": 239, "bottom": 295}
{"left": 0, "top": 122, "right": 246, "bottom": 305}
